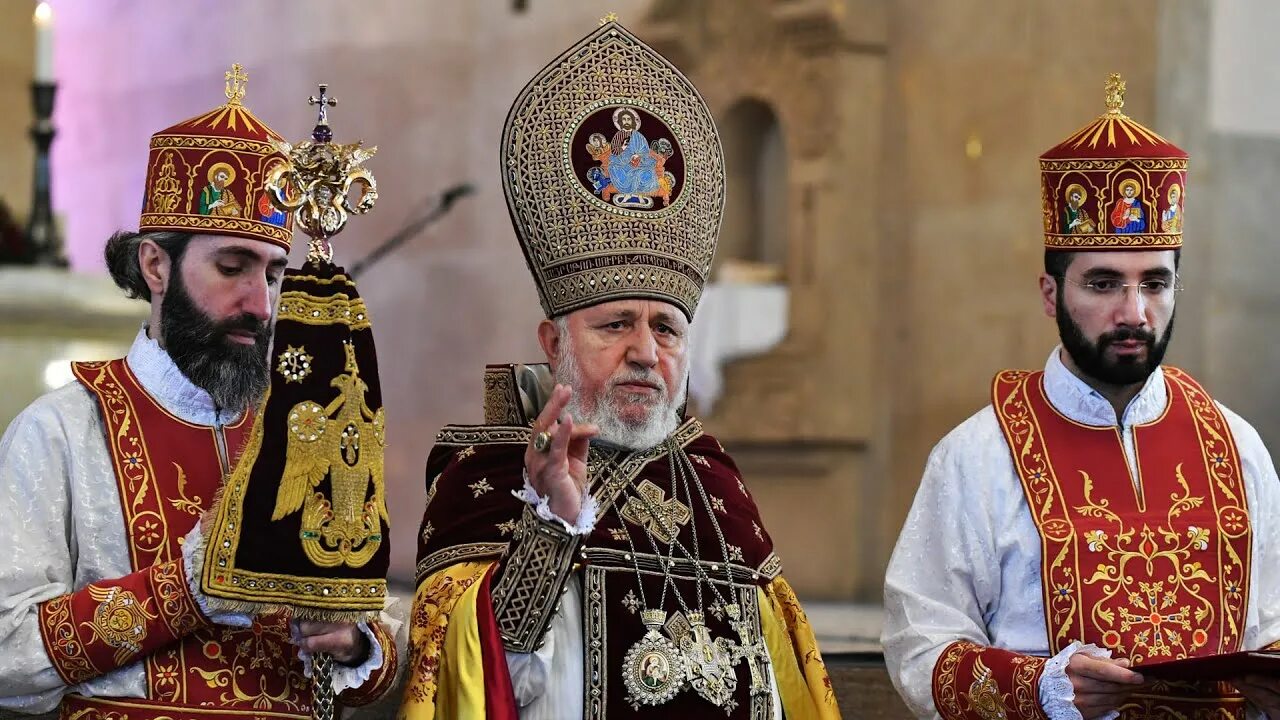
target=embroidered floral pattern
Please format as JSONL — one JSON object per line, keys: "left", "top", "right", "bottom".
{"left": 993, "top": 369, "right": 1251, "bottom": 665}
{"left": 189, "top": 615, "right": 309, "bottom": 710}
{"left": 38, "top": 594, "right": 98, "bottom": 683}
{"left": 404, "top": 563, "right": 488, "bottom": 705}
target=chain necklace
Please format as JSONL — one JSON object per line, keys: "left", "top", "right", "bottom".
{"left": 609, "top": 439, "right": 771, "bottom": 712}
{"left": 669, "top": 441, "right": 772, "bottom": 705}
{"left": 602, "top": 452, "right": 689, "bottom": 710}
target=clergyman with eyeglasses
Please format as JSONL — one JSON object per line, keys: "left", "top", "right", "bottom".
{"left": 882, "top": 73, "right": 1280, "bottom": 720}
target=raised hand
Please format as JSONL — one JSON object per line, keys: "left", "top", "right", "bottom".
{"left": 524, "top": 384, "right": 599, "bottom": 522}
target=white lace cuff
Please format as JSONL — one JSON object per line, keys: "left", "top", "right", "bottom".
{"left": 293, "top": 620, "right": 384, "bottom": 693}
{"left": 181, "top": 523, "right": 253, "bottom": 628}
{"left": 515, "top": 471, "right": 597, "bottom": 536}
{"left": 1038, "top": 642, "right": 1120, "bottom": 720}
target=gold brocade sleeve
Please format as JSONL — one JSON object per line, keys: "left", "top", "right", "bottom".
{"left": 36, "top": 557, "right": 210, "bottom": 685}
{"left": 930, "top": 641, "right": 1047, "bottom": 720}
{"left": 759, "top": 576, "right": 842, "bottom": 720}
{"left": 433, "top": 571, "right": 489, "bottom": 719}
{"left": 400, "top": 561, "right": 494, "bottom": 720}
{"left": 490, "top": 503, "right": 582, "bottom": 653}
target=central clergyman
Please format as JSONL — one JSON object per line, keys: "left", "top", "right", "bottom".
{"left": 399, "top": 19, "right": 841, "bottom": 720}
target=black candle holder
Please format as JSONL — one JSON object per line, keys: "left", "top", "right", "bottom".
{"left": 24, "top": 81, "right": 67, "bottom": 266}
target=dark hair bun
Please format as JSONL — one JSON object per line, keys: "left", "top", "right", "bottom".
{"left": 104, "top": 231, "right": 150, "bottom": 301}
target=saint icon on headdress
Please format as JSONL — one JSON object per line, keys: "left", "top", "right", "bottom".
{"left": 199, "top": 162, "right": 243, "bottom": 218}
{"left": 1109, "top": 178, "right": 1145, "bottom": 234}
{"left": 257, "top": 160, "right": 289, "bottom": 227}
{"left": 580, "top": 105, "right": 679, "bottom": 209}
{"left": 1161, "top": 183, "right": 1182, "bottom": 234}
{"left": 1061, "top": 184, "right": 1097, "bottom": 235}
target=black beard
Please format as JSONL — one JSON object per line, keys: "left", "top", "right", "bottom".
{"left": 160, "top": 270, "right": 271, "bottom": 414}
{"left": 1056, "top": 288, "right": 1174, "bottom": 387}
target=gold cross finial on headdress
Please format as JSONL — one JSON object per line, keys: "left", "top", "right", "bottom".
{"left": 600, "top": 11, "right": 619, "bottom": 25}
{"left": 1104, "top": 72, "right": 1126, "bottom": 115}
{"left": 225, "top": 63, "right": 248, "bottom": 106}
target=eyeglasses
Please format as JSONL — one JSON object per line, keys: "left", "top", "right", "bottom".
{"left": 1060, "top": 275, "right": 1184, "bottom": 302}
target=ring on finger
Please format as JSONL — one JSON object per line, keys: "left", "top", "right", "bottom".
{"left": 533, "top": 430, "right": 553, "bottom": 453}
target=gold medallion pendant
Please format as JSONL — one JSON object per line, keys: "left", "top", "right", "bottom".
{"left": 681, "top": 612, "right": 739, "bottom": 711}
{"left": 623, "top": 609, "right": 687, "bottom": 709}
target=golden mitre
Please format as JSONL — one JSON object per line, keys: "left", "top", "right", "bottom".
{"left": 501, "top": 19, "right": 725, "bottom": 320}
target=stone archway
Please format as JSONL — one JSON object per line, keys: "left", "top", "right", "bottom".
{"left": 717, "top": 98, "right": 790, "bottom": 274}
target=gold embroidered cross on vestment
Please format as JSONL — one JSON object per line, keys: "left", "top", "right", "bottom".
{"left": 620, "top": 479, "right": 691, "bottom": 543}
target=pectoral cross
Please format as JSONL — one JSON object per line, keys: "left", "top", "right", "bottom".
{"left": 681, "top": 613, "right": 737, "bottom": 709}
{"left": 725, "top": 603, "right": 770, "bottom": 696}
{"left": 620, "top": 479, "right": 691, "bottom": 544}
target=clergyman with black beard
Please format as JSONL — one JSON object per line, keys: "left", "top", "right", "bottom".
{"left": 0, "top": 227, "right": 383, "bottom": 708}
{"left": 1049, "top": 249, "right": 1176, "bottom": 395}
{"left": 884, "top": 73, "right": 1280, "bottom": 720}
{"left": 158, "top": 240, "right": 273, "bottom": 413}
{"left": 0, "top": 70, "right": 391, "bottom": 715}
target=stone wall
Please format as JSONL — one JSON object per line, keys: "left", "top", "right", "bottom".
{"left": 659, "top": 0, "right": 1163, "bottom": 600}
{"left": 1160, "top": 0, "right": 1280, "bottom": 452}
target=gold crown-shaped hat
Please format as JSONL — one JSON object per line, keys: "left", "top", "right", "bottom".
{"left": 139, "top": 64, "right": 294, "bottom": 250}
{"left": 501, "top": 19, "right": 725, "bottom": 320}
{"left": 1040, "top": 73, "right": 1187, "bottom": 250}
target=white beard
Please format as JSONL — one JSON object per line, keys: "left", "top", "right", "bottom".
{"left": 554, "top": 341, "right": 687, "bottom": 452}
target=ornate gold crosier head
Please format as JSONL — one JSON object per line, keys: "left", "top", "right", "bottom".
{"left": 265, "top": 83, "right": 378, "bottom": 263}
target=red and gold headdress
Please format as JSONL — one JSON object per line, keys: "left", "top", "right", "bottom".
{"left": 139, "top": 64, "right": 294, "bottom": 250}
{"left": 1040, "top": 73, "right": 1186, "bottom": 250}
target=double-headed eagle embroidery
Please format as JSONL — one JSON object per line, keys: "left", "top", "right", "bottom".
{"left": 83, "top": 586, "right": 156, "bottom": 665}
{"left": 966, "top": 656, "right": 1009, "bottom": 720}
{"left": 272, "top": 341, "right": 387, "bottom": 568}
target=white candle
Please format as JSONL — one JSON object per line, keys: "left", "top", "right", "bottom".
{"left": 34, "top": 2, "right": 54, "bottom": 83}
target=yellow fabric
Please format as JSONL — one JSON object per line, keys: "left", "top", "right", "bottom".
{"left": 436, "top": 569, "right": 489, "bottom": 719}
{"left": 761, "top": 577, "right": 842, "bottom": 720}
{"left": 398, "top": 561, "right": 494, "bottom": 720}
